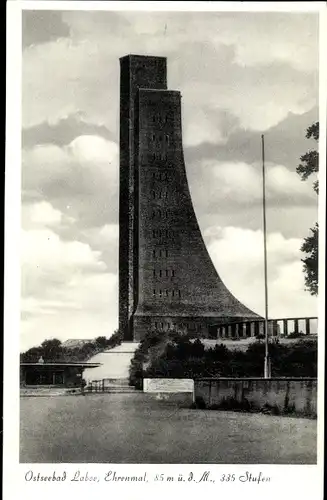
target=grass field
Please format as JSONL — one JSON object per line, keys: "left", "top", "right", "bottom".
{"left": 20, "top": 393, "right": 317, "bottom": 464}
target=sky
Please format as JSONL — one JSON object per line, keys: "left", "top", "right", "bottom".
{"left": 21, "top": 9, "right": 319, "bottom": 351}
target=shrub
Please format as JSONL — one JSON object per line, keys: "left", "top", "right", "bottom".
{"left": 288, "top": 331, "right": 306, "bottom": 339}
{"left": 261, "top": 403, "right": 281, "bottom": 415}
{"left": 190, "top": 396, "right": 206, "bottom": 409}
{"left": 128, "top": 334, "right": 317, "bottom": 387}
{"left": 283, "top": 403, "right": 296, "bottom": 415}
{"left": 213, "top": 396, "right": 249, "bottom": 412}
{"left": 106, "top": 330, "right": 123, "bottom": 349}
{"left": 192, "top": 397, "right": 257, "bottom": 413}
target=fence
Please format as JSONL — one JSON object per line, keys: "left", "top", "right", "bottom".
{"left": 86, "top": 378, "right": 130, "bottom": 392}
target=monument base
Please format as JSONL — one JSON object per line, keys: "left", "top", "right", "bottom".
{"left": 143, "top": 378, "right": 195, "bottom": 406}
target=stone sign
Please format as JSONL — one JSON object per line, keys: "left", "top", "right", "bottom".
{"left": 143, "top": 378, "right": 194, "bottom": 393}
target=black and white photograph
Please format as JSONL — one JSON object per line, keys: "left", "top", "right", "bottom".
{"left": 4, "top": 0, "right": 326, "bottom": 496}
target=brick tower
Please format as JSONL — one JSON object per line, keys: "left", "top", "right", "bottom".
{"left": 119, "top": 54, "right": 261, "bottom": 341}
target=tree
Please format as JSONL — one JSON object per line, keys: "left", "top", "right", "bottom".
{"left": 107, "top": 329, "right": 123, "bottom": 349}
{"left": 95, "top": 336, "right": 108, "bottom": 349}
{"left": 21, "top": 346, "right": 43, "bottom": 362}
{"left": 296, "top": 121, "right": 319, "bottom": 295}
{"left": 40, "top": 339, "right": 63, "bottom": 361}
{"left": 296, "top": 122, "right": 319, "bottom": 193}
{"left": 301, "top": 223, "right": 318, "bottom": 296}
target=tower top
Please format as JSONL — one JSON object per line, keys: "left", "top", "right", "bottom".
{"left": 120, "top": 54, "right": 167, "bottom": 62}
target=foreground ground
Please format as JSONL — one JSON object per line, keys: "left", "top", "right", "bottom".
{"left": 20, "top": 393, "right": 316, "bottom": 464}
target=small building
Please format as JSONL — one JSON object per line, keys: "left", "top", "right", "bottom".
{"left": 20, "top": 361, "right": 101, "bottom": 388}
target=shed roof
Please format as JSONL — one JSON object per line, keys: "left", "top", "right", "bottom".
{"left": 20, "top": 362, "right": 101, "bottom": 368}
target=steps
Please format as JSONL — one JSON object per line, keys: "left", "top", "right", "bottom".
{"left": 104, "top": 342, "right": 140, "bottom": 353}
{"left": 84, "top": 342, "right": 139, "bottom": 382}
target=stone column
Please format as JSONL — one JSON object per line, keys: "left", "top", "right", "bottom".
{"left": 272, "top": 320, "right": 278, "bottom": 336}
{"left": 305, "top": 318, "right": 311, "bottom": 335}
{"left": 294, "top": 319, "right": 299, "bottom": 334}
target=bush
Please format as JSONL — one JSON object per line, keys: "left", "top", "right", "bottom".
{"left": 261, "top": 403, "right": 280, "bottom": 415}
{"left": 191, "top": 397, "right": 257, "bottom": 413}
{"left": 212, "top": 396, "right": 256, "bottom": 412}
{"left": 288, "top": 331, "right": 306, "bottom": 339}
{"left": 106, "top": 329, "right": 123, "bottom": 349}
{"left": 128, "top": 334, "right": 317, "bottom": 387}
{"left": 152, "top": 338, "right": 317, "bottom": 379}
{"left": 283, "top": 403, "right": 296, "bottom": 415}
{"left": 190, "top": 396, "right": 206, "bottom": 409}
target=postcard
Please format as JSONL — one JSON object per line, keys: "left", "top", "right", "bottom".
{"left": 4, "top": 2, "right": 326, "bottom": 500}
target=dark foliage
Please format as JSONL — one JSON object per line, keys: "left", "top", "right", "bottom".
{"left": 95, "top": 336, "right": 108, "bottom": 349}
{"left": 129, "top": 329, "right": 164, "bottom": 388}
{"left": 300, "top": 223, "right": 318, "bottom": 296}
{"left": 106, "top": 329, "right": 123, "bottom": 349}
{"left": 20, "top": 330, "right": 123, "bottom": 362}
{"left": 296, "top": 121, "right": 319, "bottom": 193}
{"left": 296, "top": 121, "right": 319, "bottom": 295}
{"left": 129, "top": 334, "right": 317, "bottom": 387}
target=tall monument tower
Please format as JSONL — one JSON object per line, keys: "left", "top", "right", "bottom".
{"left": 119, "top": 54, "right": 260, "bottom": 341}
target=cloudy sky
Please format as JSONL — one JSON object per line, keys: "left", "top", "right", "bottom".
{"left": 21, "top": 8, "right": 319, "bottom": 351}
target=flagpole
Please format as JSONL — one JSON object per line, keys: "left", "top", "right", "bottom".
{"left": 261, "top": 135, "right": 270, "bottom": 378}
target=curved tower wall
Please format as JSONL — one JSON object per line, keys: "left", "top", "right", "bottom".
{"left": 119, "top": 55, "right": 261, "bottom": 341}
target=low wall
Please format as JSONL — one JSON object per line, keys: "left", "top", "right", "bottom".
{"left": 143, "top": 378, "right": 194, "bottom": 406}
{"left": 195, "top": 378, "right": 317, "bottom": 417}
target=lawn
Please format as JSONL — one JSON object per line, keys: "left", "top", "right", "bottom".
{"left": 20, "top": 393, "right": 317, "bottom": 464}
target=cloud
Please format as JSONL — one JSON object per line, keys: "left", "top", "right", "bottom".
{"left": 22, "top": 201, "right": 62, "bottom": 228}
{"left": 21, "top": 227, "right": 107, "bottom": 294}
{"left": 187, "top": 159, "right": 316, "bottom": 224}
{"left": 21, "top": 199, "right": 119, "bottom": 349}
{"left": 22, "top": 135, "right": 119, "bottom": 228}
{"left": 67, "top": 135, "right": 117, "bottom": 166}
{"left": 206, "top": 226, "right": 317, "bottom": 318}
{"left": 184, "top": 107, "right": 319, "bottom": 169}
{"left": 22, "top": 11, "right": 318, "bottom": 138}
{"left": 79, "top": 224, "right": 119, "bottom": 274}
{"left": 81, "top": 223, "right": 119, "bottom": 247}
{"left": 22, "top": 113, "right": 113, "bottom": 149}
{"left": 183, "top": 107, "right": 240, "bottom": 147}
{"left": 20, "top": 271, "right": 118, "bottom": 351}
{"left": 210, "top": 12, "right": 319, "bottom": 73}
{"left": 179, "top": 53, "right": 317, "bottom": 139}
{"left": 20, "top": 214, "right": 118, "bottom": 351}
{"left": 22, "top": 11, "right": 71, "bottom": 49}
